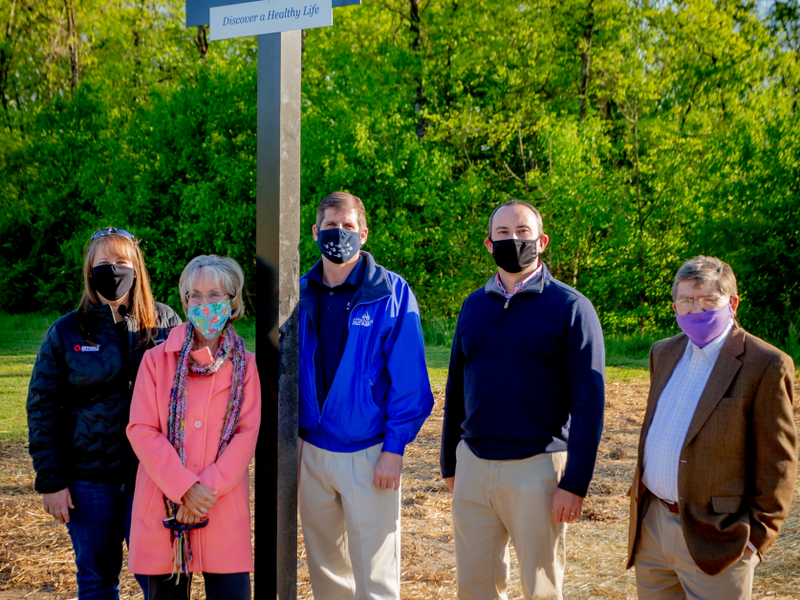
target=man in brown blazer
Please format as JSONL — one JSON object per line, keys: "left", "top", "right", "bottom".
{"left": 627, "top": 256, "right": 797, "bottom": 599}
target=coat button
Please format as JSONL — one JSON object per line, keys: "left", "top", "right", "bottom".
{"left": 194, "top": 420, "right": 202, "bottom": 429}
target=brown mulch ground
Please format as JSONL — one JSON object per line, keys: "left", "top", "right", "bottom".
{"left": 3, "top": 375, "right": 800, "bottom": 599}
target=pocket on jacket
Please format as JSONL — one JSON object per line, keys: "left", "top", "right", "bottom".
{"left": 711, "top": 495, "right": 743, "bottom": 514}
{"left": 136, "top": 477, "right": 160, "bottom": 521}
{"left": 224, "top": 484, "right": 249, "bottom": 521}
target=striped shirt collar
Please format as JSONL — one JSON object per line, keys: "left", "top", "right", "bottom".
{"left": 494, "top": 263, "right": 543, "bottom": 300}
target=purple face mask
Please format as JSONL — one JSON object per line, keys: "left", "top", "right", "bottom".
{"left": 675, "top": 303, "right": 733, "bottom": 349}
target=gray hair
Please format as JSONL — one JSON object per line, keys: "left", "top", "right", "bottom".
{"left": 179, "top": 255, "right": 246, "bottom": 321}
{"left": 671, "top": 256, "right": 738, "bottom": 301}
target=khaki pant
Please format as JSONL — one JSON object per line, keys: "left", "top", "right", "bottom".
{"left": 634, "top": 496, "right": 759, "bottom": 600}
{"left": 452, "top": 441, "right": 567, "bottom": 600}
{"left": 298, "top": 442, "right": 400, "bottom": 600}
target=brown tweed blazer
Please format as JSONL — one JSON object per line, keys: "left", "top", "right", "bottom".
{"left": 627, "top": 326, "right": 797, "bottom": 576}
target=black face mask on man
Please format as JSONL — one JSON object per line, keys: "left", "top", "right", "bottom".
{"left": 490, "top": 237, "right": 540, "bottom": 274}
{"left": 317, "top": 228, "right": 362, "bottom": 264}
{"left": 91, "top": 264, "right": 135, "bottom": 301}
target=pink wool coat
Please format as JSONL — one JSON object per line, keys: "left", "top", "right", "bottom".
{"left": 126, "top": 323, "right": 261, "bottom": 575}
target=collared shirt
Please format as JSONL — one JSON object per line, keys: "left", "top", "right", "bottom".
{"left": 494, "top": 263, "right": 543, "bottom": 299}
{"left": 306, "top": 254, "right": 366, "bottom": 407}
{"left": 642, "top": 319, "right": 734, "bottom": 503}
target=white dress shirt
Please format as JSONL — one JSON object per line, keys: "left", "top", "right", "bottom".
{"left": 642, "top": 320, "right": 734, "bottom": 503}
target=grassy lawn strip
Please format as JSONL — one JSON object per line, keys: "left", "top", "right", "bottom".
{"left": 0, "top": 312, "right": 253, "bottom": 443}
{"left": 0, "top": 314, "right": 62, "bottom": 444}
{"left": 2, "top": 312, "right": 648, "bottom": 444}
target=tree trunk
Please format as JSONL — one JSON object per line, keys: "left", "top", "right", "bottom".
{"left": 632, "top": 101, "right": 646, "bottom": 336}
{"left": 0, "top": 0, "right": 17, "bottom": 118}
{"left": 65, "top": 0, "right": 79, "bottom": 92}
{"left": 410, "top": 0, "right": 426, "bottom": 140}
{"left": 578, "top": 0, "right": 594, "bottom": 123}
{"left": 195, "top": 25, "right": 209, "bottom": 58}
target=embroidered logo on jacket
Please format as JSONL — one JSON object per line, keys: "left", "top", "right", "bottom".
{"left": 74, "top": 345, "right": 100, "bottom": 352}
{"left": 351, "top": 312, "right": 374, "bottom": 327}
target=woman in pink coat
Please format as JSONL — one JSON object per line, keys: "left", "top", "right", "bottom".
{"left": 127, "top": 255, "right": 260, "bottom": 600}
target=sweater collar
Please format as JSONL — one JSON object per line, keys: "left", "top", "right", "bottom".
{"left": 484, "top": 262, "right": 549, "bottom": 297}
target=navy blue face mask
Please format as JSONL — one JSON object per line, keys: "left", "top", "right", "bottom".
{"left": 317, "top": 228, "right": 362, "bottom": 264}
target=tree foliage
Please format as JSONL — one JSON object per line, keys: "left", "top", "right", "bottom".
{"left": 1, "top": 0, "right": 799, "bottom": 348}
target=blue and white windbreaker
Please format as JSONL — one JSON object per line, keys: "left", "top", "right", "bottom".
{"left": 298, "top": 252, "right": 433, "bottom": 455}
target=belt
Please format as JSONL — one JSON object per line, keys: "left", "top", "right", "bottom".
{"left": 658, "top": 497, "right": 679, "bottom": 514}
{"left": 645, "top": 487, "right": 679, "bottom": 514}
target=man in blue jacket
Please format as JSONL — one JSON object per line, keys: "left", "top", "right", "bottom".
{"left": 440, "top": 200, "right": 605, "bottom": 600}
{"left": 298, "top": 191, "right": 434, "bottom": 600}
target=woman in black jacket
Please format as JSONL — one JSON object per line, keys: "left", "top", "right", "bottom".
{"left": 26, "top": 228, "right": 181, "bottom": 599}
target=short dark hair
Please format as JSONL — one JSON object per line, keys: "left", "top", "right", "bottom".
{"left": 487, "top": 200, "right": 544, "bottom": 237}
{"left": 316, "top": 191, "right": 367, "bottom": 230}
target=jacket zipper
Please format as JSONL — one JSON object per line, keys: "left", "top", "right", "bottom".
{"left": 316, "top": 294, "right": 390, "bottom": 425}
{"left": 127, "top": 318, "right": 135, "bottom": 390}
{"left": 499, "top": 299, "right": 509, "bottom": 332}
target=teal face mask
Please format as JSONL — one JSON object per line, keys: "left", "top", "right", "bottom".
{"left": 187, "top": 300, "right": 231, "bottom": 339}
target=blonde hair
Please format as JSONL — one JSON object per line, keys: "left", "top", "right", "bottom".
{"left": 77, "top": 232, "right": 158, "bottom": 346}
{"left": 672, "top": 256, "right": 738, "bottom": 300}
{"left": 179, "top": 255, "right": 245, "bottom": 321}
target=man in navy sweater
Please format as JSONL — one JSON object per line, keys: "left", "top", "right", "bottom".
{"left": 440, "top": 200, "right": 605, "bottom": 600}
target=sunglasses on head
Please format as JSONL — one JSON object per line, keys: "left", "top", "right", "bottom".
{"left": 91, "top": 228, "right": 135, "bottom": 241}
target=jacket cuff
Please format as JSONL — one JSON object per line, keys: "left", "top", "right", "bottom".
{"left": 35, "top": 477, "right": 70, "bottom": 495}
{"left": 168, "top": 472, "right": 202, "bottom": 506}
{"left": 382, "top": 437, "right": 406, "bottom": 456}
{"left": 557, "top": 476, "right": 589, "bottom": 498}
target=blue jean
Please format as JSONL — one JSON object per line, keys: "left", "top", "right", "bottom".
{"left": 65, "top": 480, "right": 148, "bottom": 600}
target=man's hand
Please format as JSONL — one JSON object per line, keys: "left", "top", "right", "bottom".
{"left": 182, "top": 482, "right": 217, "bottom": 517}
{"left": 373, "top": 451, "right": 403, "bottom": 490}
{"left": 444, "top": 476, "right": 455, "bottom": 494}
{"left": 42, "top": 488, "right": 74, "bottom": 524}
{"left": 552, "top": 487, "right": 584, "bottom": 524}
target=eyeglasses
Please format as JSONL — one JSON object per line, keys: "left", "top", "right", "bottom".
{"left": 675, "top": 295, "right": 725, "bottom": 314}
{"left": 186, "top": 292, "right": 229, "bottom": 305}
{"left": 92, "top": 228, "right": 135, "bottom": 241}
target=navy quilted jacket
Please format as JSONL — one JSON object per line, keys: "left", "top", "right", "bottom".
{"left": 27, "top": 302, "right": 181, "bottom": 493}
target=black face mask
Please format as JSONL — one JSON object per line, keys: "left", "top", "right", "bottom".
{"left": 490, "top": 238, "right": 540, "bottom": 274}
{"left": 91, "top": 264, "right": 135, "bottom": 301}
{"left": 317, "top": 228, "right": 362, "bottom": 264}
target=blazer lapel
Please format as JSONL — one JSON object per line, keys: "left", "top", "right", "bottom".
{"left": 682, "top": 327, "right": 745, "bottom": 448}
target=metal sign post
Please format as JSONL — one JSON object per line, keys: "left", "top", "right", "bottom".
{"left": 184, "top": 1, "right": 360, "bottom": 597}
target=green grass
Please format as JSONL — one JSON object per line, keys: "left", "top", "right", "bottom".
{"left": 605, "top": 333, "right": 667, "bottom": 369}
{"left": 1, "top": 312, "right": 656, "bottom": 444}
{"left": 235, "top": 316, "right": 256, "bottom": 353}
{"left": 0, "top": 313, "right": 256, "bottom": 443}
{"left": 0, "top": 313, "right": 62, "bottom": 443}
